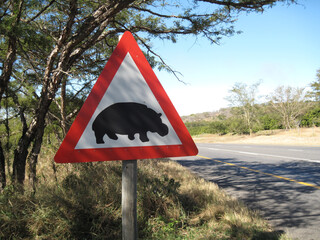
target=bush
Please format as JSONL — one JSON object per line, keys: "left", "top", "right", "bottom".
{"left": 185, "top": 120, "right": 229, "bottom": 135}
{"left": 260, "top": 114, "right": 282, "bottom": 130}
{"left": 301, "top": 106, "right": 320, "bottom": 127}
{"left": 208, "top": 121, "right": 228, "bottom": 135}
{"left": 225, "top": 117, "right": 249, "bottom": 135}
{"left": 185, "top": 121, "right": 210, "bottom": 135}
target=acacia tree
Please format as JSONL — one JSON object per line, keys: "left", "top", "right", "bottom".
{"left": 268, "top": 85, "right": 310, "bottom": 129}
{"left": 225, "top": 81, "right": 262, "bottom": 135}
{"left": 0, "top": 0, "right": 297, "bottom": 190}
{"left": 309, "top": 68, "right": 320, "bottom": 102}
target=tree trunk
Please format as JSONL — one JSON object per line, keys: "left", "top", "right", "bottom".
{"left": 0, "top": 141, "right": 6, "bottom": 190}
{"left": 0, "top": 35, "right": 17, "bottom": 103}
{"left": 0, "top": 31, "right": 17, "bottom": 189}
{"left": 28, "top": 126, "right": 45, "bottom": 193}
{"left": 60, "top": 77, "right": 67, "bottom": 135}
{"left": 12, "top": 95, "right": 51, "bottom": 187}
{"left": 12, "top": 134, "right": 33, "bottom": 187}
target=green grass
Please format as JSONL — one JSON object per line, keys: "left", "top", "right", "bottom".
{"left": 0, "top": 154, "right": 290, "bottom": 239}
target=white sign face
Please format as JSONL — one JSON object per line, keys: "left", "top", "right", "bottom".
{"left": 75, "top": 53, "right": 181, "bottom": 149}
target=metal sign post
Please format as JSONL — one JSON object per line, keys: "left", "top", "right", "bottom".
{"left": 122, "top": 160, "right": 138, "bottom": 240}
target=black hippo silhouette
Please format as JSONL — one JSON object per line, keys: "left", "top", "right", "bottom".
{"left": 92, "top": 102, "right": 169, "bottom": 143}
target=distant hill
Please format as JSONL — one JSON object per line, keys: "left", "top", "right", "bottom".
{"left": 181, "top": 107, "right": 232, "bottom": 122}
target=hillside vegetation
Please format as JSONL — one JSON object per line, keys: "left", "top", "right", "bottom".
{"left": 183, "top": 103, "right": 320, "bottom": 136}
{"left": 193, "top": 127, "right": 320, "bottom": 146}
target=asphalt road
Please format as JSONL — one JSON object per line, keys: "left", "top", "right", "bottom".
{"left": 173, "top": 143, "right": 320, "bottom": 240}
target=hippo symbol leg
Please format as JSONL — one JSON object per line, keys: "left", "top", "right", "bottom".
{"left": 95, "top": 131, "right": 105, "bottom": 144}
{"left": 128, "top": 134, "right": 135, "bottom": 140}
{"left": 106, "top": 131, "right": 118, "bottom": 141}
{"left": 139, "top": 132, "right": 149, "bottom": 142}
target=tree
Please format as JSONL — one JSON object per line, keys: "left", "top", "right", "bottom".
{"left": 225, "top": 81, "right": 262, "bottom": 135}
{"left": 0, "top": 0, "right": 25, "bottom": 190}
{"left": 309, "top": 68, "right": 320, "bottom": 102}
{"left": 301, "top": 106, "right": 320, "bottom": 127}
{"left": 0, "top": 0, "right": 297, "bottom": 190}
{"left": 268, "top": 86, "right": 310, "bottom": 130}
{"left": 257, "top": 104, "right": 282, "bottom": 130}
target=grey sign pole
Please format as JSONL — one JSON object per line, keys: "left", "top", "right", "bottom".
{"left": 122, "top": 160, "right": 138, "bottom": 240}
{"left": 119, "top": 33, "right": 137, "bottom": 240}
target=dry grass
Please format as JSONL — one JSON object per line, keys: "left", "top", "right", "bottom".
{"left": 0, "top": 149, "right": 290, "bottom": 239}
{"left": 152, "top": 160, "right": 286, "bottom": 239}
{"left": 193, "top": 127, "right": 320, "bottom": 146}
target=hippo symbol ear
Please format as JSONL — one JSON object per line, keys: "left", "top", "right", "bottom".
{"left": 158, "top": 113, "right": 162, "bottom": 117}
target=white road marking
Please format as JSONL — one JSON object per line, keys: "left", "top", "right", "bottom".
{"left": 288, "top": 149, "right": 303, "bottom": 152}
{"left": 205, "top": 147, "right": 320, "bottom": 163}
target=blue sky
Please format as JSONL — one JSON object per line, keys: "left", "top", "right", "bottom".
{"left": 152, "top": 0, "right": 320, "bottom": 116}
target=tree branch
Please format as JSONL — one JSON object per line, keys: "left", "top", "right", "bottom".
{"left": 198, "top": 0, "right": 278, "bottom": 10}
{"left": 26, "top": 0, "right": 56, "bottom": 24}
{"left": 0, "top": 0, "right": 24, "bottom": 102}
{"left": 132, "top": 32, "right": 185, "bottom": 84}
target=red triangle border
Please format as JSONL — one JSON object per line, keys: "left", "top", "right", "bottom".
{"left": 54, "top": 31, "right": 198, "bottom": 163}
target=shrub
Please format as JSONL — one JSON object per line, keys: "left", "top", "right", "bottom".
{"left": 260, "top": 114, "right": 282, "bottom": 130}
{"left": 301, "top": 106, "right": 320, "bottom": 127}
{"left": 208, "top": 121, "right": 228, "bottom": 135}
{"left": 225, "top": 117, "right": 249, "bottom": 135}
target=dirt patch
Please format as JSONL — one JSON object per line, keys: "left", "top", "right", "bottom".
{"left": 193, "top": 127, "right": 320, "bottom": 146}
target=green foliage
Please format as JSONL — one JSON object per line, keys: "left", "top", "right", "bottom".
{"left": 185, "top": 120, "right": 228, "bottom": 136}
{"left": 185, "top": 117, "right": 250, "bottom": 136}
{"left": 259, "top": 114, "right": 282, "bottom": 130}
{"left": 309, "top": 69, "right": 320, "bottom": 101}
{"left": 185, "top": 121, "right": 211, "bottom": 135}
{"left": 145, "top": 216, "right": 184, "bottom": 240}
{"left": 184, "top": 99, "right": 320, "bottom": 136}
{"left": 301, "top": 106, "right": 320, "bottom": 127}
{"left": 208, "top": 121, "right": 228, "bottom": 135}
{"left": 226, "top": 117, "right": 250, "bottom": 134}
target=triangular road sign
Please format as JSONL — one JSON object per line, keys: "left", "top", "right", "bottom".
{"left": 54, "top": 31, "right": 198, "bottom": 163}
